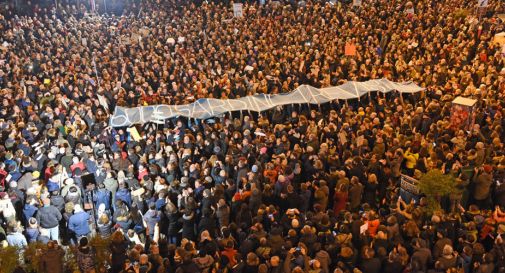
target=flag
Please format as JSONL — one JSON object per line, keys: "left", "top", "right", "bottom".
{"left": 90, "top": 0, "right": 96, "bottom": 12}
{"left": 478, "top": 0, "right": 488, "bottom": 7}
{"left": 233, "top": 3, "right": 243, "bottom": 18}
{"left": 345, "top": 42, "right": 357, "bottom": 56}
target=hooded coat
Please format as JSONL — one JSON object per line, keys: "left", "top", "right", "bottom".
{"left": 181, "top": 211, "right": 196, "bottom": 241}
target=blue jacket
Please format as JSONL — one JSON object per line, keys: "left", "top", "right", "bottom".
{"left": 115, "top": 188, "right": 132, "bottom": 207}
{"left": 155, "top": 198, "right": 166, "bottom": 211}
{"left": 7, "top": 232, "right": 27, "bottom": 247}
{"left": 211, "top": 167, "right": 226, "bottom": 185}
{"left": 95, "top": 189, "right": 111, "bottom": 210}
{"left": 23, "top": 204, "right": 38, "bottom": 223}
{"left": 46, "top": 181, "right": 60, "bottom": 192}
{"left": 25, "top": 227, "right": 40, "bottom": 243}
{"left": 143, "top": 210, "right": 160, "bottom": 235}
{"left": 9, "top": 170, "right": 22, "bottom": 182}
{"left": 68, "top": 211, "right": 90, "bottom": 237}
{"left": 84, "top": 159, "right": 97, "bottom": 175}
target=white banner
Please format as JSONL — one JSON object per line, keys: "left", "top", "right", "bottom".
{"left": 233, "top": 3, "right": 243, "bottom": 17}
{"left": 109, "top": 79, "right": 424, "bottom": 127}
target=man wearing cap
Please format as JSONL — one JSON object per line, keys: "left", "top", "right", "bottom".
{"left": 35, "top": 198, "right": 62, "bottom": 242}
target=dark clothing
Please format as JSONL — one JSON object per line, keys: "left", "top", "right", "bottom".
{"left": 175, "top": 261, "right": 201, "bottom": 273}
{"left": 110, "top": 240, "right": 129, "bottom": 273}
{"left": 166, "top": 212, "right": 181, "bottom": 236}
{"left": 96, "top": 188, "right": 112, "bottom": 210}
{"left": 50, "top": 195, "right": 65, "bottom": 212}
{"left": 359, "top": 257, "right": 382, "bottom": 273}
{"left": 36, "top": 205, "right": 62, "bottom": 228}
{"left": 181, "top": 212, "right": 196, "bottom": 241}
{"left": 38, "top": 247, "right": 65, "bottom": 273}
{"left": 198, "top": 216, "right": 216, "bottom": 238}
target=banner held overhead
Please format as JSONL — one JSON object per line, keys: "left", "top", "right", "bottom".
{"left": 109, "top": 79, "right": 424, "bottom": 127}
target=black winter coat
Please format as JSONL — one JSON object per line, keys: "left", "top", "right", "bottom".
{"left": 166, "top": 212, "right": 181, "bottom": 236}
{"left": 181, "top": 212, "right": 196, "bottom": 241}
{"left": 198, "top": 215, "right": 217, "bottom": 238}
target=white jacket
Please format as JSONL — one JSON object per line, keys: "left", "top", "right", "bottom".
{"left": 0, "top": 198, "right": 16, "bottom": 219}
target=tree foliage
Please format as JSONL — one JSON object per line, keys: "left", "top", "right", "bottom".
{"left": 0, "top": 235, "right": 111, "bottom": 273}
{"left": 418, "top": 169, "right": 458, "bottom": 212}
{"left": 0, "top": 245, "right": 20, "bottom": 273}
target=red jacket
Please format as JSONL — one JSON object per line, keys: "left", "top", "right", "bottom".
{"left": 221, "top": 248, "right": 237, "bottom": 266}
{"left": 0, "top": 168, "right": 7, "bottom": 188}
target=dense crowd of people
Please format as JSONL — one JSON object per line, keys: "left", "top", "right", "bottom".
{"left": 0, "top": 0, "right": 504, "bottom": 272}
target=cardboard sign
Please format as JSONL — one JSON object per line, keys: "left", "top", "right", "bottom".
{"left": 233, "top": 3, "right": 243, "bottom": 17}
{"left": 270, "top": 1, "right": 280, "bottom": 7}
{"left": 82, "top": 173, "right": 96, "bottom": 187}
{"left": 127, "top": 126, "right": 142, "bottom": 142}
{"left": 120, "top": 35, "right": 131, "bottom": 45}
{"left": 494, "top": 32, "right": 505, "bottom": 46}
{"left": 399, "top": 174, "right": 421, "bottom": 204}
{"left": 400, "top": 174, "right": 420, "bottom": 195}
{"left": 97, "top": 94, "right": 109, "bottom": 110}
{"left": 338, "top": 131, "right": 347, "bottom": 145}
{"left": 139, "top": 28, "right": 150, "bottom": 37}
{"left": 345, "top": 43, "right": 357, "bottom": 56}
{"left": 131, "top": 34, "right": 141, "bottom": 44}
{"left": 478, "top": 0, "right": 488, "bottom": 7}
{"left": 353, "top": 0, "right": 362, "bottom": 7}
{"left": 360, "top": 222, "right": 368, "bottom": 234}
{"left": 356, "top": 135, "right": 365, "bottom": 147}
{"left": 166, "top": 38, "right": 176, "bottom": 45}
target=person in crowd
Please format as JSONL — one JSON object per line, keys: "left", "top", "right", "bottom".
{"left": 0, "top": 0, "right": 504, "bottom": 273}
{"left": 6, "top": 221, "right": 27, "bottom": 247}
{"left": 38, "top": 241, "right": 65, "bottom": 273}
{"left": 75, "top": 237, "right": 97, "bottom": 273}
{"left": 68, "top": 204, "right": 91, "bottom": 244}
{"left": 35, "top": 198, "right": 62, "bottom": 242}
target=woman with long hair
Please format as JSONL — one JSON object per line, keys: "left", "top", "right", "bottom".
{"left": 333, "top": 184, "right": 348, "bottom": 216}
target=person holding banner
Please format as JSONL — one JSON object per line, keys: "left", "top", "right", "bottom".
{"left": 0, "top": 0, "right": 503, "bottom": 273}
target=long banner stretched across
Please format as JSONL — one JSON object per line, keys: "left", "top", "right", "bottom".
{"left": 110, "top": 78, "right": 424, "bottom": 127}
